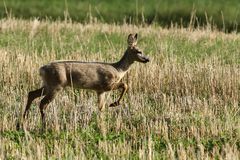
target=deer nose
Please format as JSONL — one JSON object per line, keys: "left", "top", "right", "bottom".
{"left": 142, "top": 55, "right": 150, "bottom": 63}
{"left": 145, "top": 57, "right": 150, "bottom": 63}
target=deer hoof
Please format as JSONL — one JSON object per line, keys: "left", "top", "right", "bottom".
{"left": 109, "top": 101, "right": 120, "bottom": 107}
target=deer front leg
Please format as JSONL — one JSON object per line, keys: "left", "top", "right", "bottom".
{"left": 17, "top": 87, "right": 46, "bottom": 130}
{"left": 110, "top": 82, "right": 128, "bottom": 107}
{"left": 39, "top": 88, "right": 60, "bottom": 131}
{"left": 23, "top": 87, "right": 46, "bottom": 119}
{"left": 97, "top": 92, "right": 105, "bottom": 111}
{"left": 39, "top": 93, "right": 56, "bottom": 131}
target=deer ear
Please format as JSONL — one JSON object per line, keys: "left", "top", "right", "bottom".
{"left": 127, "top": 34, "right": 134, "bottom": 46}
{"left": 133, "top": 33, "right": 138, "bottom": 46}
{"left": 128, "top": 34, "right": 133, "bottom": 40}
{"left": 127, "top": 33, "right": 138, "bottom": 46}
{"left": 134, "top": 33, "right": 138, "bottom": 40}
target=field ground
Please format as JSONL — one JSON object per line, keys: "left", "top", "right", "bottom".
{"left": 0, "top": 18, "right": 240, "bottom": 159}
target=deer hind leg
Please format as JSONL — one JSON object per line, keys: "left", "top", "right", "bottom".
{"left": 39, "top": 88, "right": 60, "bottom": 130}
{"left": 110, "top": 82, "right": 128, "bottom": 107}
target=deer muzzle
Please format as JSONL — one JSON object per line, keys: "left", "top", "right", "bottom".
{"left": 138, "top": 53, "right": 150, "bottom": 63}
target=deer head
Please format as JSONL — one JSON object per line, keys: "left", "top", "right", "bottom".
{"left": 127, "top": 33, "right": 150, "bottom": 63}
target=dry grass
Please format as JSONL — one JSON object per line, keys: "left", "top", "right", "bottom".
{"left": 0, "top": 18, "right": 239, "bottom": 159}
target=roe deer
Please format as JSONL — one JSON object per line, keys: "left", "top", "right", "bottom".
{"left": 20, "top": 33, "right": 150, "bottom": 129}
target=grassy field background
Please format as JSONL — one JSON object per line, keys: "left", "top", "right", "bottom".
{"left": 0, "top": 18, "right": 239, "bottom": 159}
{"left": 1, "top": 0, "right": 240, "bottom": 32}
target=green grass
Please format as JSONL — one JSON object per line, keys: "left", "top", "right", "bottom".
{"left": 1, "top": 0, "right": 240, "bottom": 32}
{"left": 0, "top": 18, "right": 239, "bottom": 159}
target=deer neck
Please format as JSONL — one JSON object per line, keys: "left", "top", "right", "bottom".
{"left": 113, "top": 50, "right": 134, "bottom": 73}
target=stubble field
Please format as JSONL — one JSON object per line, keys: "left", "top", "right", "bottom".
{"left": 0, "top": 18, "right": 239, "bottom": 159}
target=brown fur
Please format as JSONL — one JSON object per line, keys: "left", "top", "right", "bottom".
{"left": 20, "top": 33, "right": 150, "bottom": 129}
